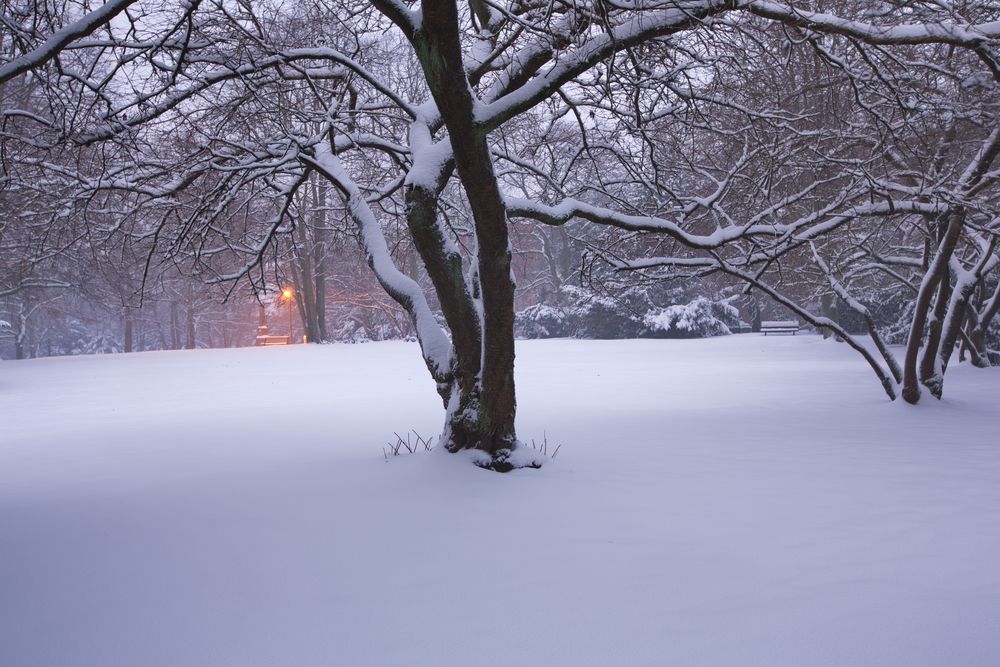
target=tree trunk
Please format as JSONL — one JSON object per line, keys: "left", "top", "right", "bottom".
{"left": 291, "top": 259, "right": 317, "bottom": 343}
{"left": 918, "top": 268, "right": 952, "bottom": 394}
{"left": 186, "top": 307, "right": 196, "bottom": 349}
{"left": 169, "top": 300, "right": 181, "bottom": 349}
{"left": 936, "top": 265, "right": 993, "bottom": 386}
{"left": 417, "top": 0, "right": 519, "bottom": 463}
{"left": 14, "top": 306, "right": 28, "bottom": 359}
{"left": 968, "top": 325, "right": 991, "bottom": 367}
{"left": 404, "top": 176, "right": 486, "bottom": 453}
{"left": 123, "top": 315, "right": 133, "bottom": 353}
{"left": 968, "top": 279, "right": 1000, "bottom": 367}
{"left": 820, "top": 293, "right": 835, "bottom": 340}
{"left": 902, "top": 210, "right": 964, "bottom": 403}
{"left": 313, "top": 180, "right": 329, "bottom": 342}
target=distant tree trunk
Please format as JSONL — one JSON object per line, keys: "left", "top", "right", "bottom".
{"left": 170, "top": 301, "right": 181, "bottom": 350}
{"left": 290, "top": 259, "right": 315, "bottom": 342}
{"left": 14, "top": 302, "right": 33, "bottom": 359}
{"left": 313, "top": 180, "right": 329, "bottom": 342}
{"left": 540, "top": 227, "right": 564, "bottom": 297}
{"left": 186, "top": 307, "right": 196, "bottom": 349}
{"left": 123, "top": 314, "right": 133, "bottom": 353}
{"left": 291, "top": 178, "right": 331, "bottom": 343}
{"left": 820, "top": 293, "right": 835, "bottom": 340}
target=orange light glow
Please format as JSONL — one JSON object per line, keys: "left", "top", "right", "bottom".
{"left": 281, "top": 289, "right": 293, "bottom": 299}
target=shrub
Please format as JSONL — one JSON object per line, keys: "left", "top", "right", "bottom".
{"left": 643, "top": 297, "right": 739, "bottom": 338}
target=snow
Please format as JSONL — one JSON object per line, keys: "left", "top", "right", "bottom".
{"left": 2, "top": 336, "right": 1000, "bottom": 666}
{"left": 404, "top": 120, "right": 452, "bottom": 190}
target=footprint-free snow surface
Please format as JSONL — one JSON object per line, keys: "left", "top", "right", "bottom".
{"left": 2, "top": 336, "right": 999, "bottom": 666}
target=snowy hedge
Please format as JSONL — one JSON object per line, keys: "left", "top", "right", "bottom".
{"left": 643, "top": 298, "right": 739, "bottom": 338}
{"left": 515, "top": 304, "right": 572, "bottom": 338}
{"left": 516, "top": 288, "right": 739, "bottom": 340}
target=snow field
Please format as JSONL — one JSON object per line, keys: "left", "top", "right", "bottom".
{"left": 2, "top": 336, "right": 999, "bottom": 666}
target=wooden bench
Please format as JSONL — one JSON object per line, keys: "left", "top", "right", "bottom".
{"left": 761, "top": 320, "right": 800, "bottom": 335}
{"left": 255, "top": 335, "right": 290, "bottom": 346}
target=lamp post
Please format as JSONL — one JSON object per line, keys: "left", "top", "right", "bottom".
{"left": 282, "top": 288, "right": 294, "bottom": 342}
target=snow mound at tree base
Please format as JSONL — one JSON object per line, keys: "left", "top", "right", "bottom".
{"left": 467, "top": 445, "right": 547, "bottom": 472}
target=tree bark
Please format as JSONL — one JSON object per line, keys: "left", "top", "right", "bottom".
{"left": 414, "top": 0, "right": 520, "bottom": 463}
{"left": 404, "top": 172, "right": 485, "bottom": 451}
{"left": 917, "top": 266, "right": 952, "bottom": 394}
{"left": 902, "top": 210, "right": 964, "bottom": 403}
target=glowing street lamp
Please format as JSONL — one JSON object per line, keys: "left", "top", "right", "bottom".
{"left": 281, "top": 288, "right": 294, "bottom": 341}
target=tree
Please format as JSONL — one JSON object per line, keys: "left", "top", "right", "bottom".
{"left": 577, "top": 2, "right": 1000, "bottom": 403}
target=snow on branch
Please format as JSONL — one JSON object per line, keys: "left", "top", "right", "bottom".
{"left": 404, "top": 120, "right": 453, "bottom": 190}
{"left": 473, "top": 1, "right": 1000, "bottom": 131}
{"left": 369, "top": 0, "right": 422, "bottom": 37}
{"left": 79, "top": 46, "right": 413, "bottom": 144}
{"left": 745, "top": 1, "right": 1000, "bottom": 49}
{"left": 305, "top": 141, "right": 453, "bottom": 380}
{"left": 505, "top": 195, "right": 944, "bottom": 251}
{"left": 478, "top": 2, "right": 731, "bottom": 128}
{"left": 0, "top": 0, "right": 140, "bottom": 85}
{"left": 809, "top": 243, "right": 903, "bottom": 384}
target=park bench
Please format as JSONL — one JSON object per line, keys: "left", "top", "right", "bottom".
{"left": 255, "top": 335, "right": 290, "bottom": 346}
{"left": 761, "top": 320, "right": 800, "bottom": 335}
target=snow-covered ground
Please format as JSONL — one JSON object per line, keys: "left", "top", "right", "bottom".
{"left": 2, "top": 336, "right": 999, "bottom": 666}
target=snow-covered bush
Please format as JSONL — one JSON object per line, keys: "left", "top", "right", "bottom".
{"left": 515, "top": 304, "right": 571, "bottom": 338}
{"left": 643, "top": 297, "right": 739, "bottom": 338}
{"left": 515, "top": 285, "right": 645, "bottom": 339}
{"left": 516, "top": 287, "right": 739, "bottom": 340}
{"left": 568, "top": 289, "right": 645, "bottom": 339}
